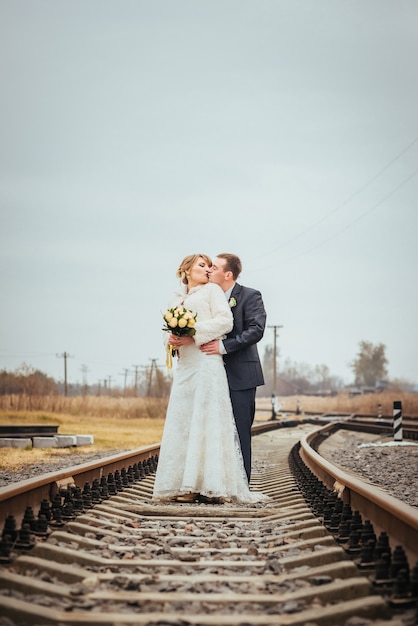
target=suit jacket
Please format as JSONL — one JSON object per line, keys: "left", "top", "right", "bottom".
{"left": 222, "top": 283, "right": 266, "bottom": 391}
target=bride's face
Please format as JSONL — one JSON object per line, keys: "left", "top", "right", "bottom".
{"left": 188, "top": 256, "right": 211, "bottom": 288}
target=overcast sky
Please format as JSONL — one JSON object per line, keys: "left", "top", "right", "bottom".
{"left": 1, "top": 1, "right": 417, "bottom": 391}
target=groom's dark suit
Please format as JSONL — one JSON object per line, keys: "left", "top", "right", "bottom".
{"left": 222, "top": 282, "right": 266, "bottom": 481}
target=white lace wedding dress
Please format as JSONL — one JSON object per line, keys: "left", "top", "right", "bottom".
{"left": 153, "top": 282, "right": 266, "bottom": 504}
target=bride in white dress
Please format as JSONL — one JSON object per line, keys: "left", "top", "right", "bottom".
{"left": 152, "top": 254, "right": 266, "bottom": 505}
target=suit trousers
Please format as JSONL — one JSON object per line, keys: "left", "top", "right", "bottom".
{"left": 229, "top": 387, "right": 256, "bottom": 482}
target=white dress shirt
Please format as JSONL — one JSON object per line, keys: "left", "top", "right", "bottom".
{"left": 219, "top": 285, "right": 234, "bottom": 355}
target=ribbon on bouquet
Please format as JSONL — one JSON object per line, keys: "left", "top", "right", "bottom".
{"left": 165, "top": 344, "right": 177, "bottom": 369}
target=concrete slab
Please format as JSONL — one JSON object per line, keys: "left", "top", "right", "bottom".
{"left": 55, "top": 435, "right": 77, "bottom": 448}
{"left": 75, "top": 434, "right": 94, "bottom": 446}
{"left": 32, "top": 437, "right": 57, "bottom": 449}
{"left": 0, "top": 438, "right": 32, "bottom": 449}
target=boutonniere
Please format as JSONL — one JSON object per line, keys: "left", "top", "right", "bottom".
{"left": 229, "top": 297, "right": 237, "bottom": 308}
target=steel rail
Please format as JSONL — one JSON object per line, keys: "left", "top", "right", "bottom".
{"left": 299, "top": 422, "right": 418, "bottom": 565}
{"left": 1, "top": 424, "right": 401, "bottom": 626}
{"left": 0, "top": 444, "right": 159, "bottom": 528}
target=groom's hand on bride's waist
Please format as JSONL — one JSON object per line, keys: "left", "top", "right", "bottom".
{"left": 200, "top": 340, "right": 221, "bottom": 355}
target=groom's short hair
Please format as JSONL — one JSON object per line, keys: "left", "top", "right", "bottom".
{"left": 217, "top": 253, "right": 242, "bottom": 280}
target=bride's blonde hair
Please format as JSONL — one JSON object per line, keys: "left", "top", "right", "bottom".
{"left": 177, "top": 254, "right": 212, "bottom": 285}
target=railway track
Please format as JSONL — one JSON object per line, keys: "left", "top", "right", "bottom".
{"left": 0, "top": 421, "right": 417, "bottom": 625}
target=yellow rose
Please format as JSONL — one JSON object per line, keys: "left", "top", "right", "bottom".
{"left": 187, "top": 318, "right": 195, "bottom": 328}
{"left": 178, "top": 317, "right": 187, "bottom": 328}
{"left": 169, "top": 318, "right": 178, "bottom": 328}
{"left": 164, "top": 311, "right": 173, "bottom": 322}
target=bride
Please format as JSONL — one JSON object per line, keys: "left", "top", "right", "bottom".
{"left": 152, "top": 253, "right": 266, "bottom": 505}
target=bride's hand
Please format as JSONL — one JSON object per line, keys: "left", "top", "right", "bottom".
{"left": 170, "top": 335, "right": 194, "bottom": 348}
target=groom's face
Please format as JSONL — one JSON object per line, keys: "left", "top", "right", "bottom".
{"left": 209, "top": 257, "right": 229, "bottom": 290}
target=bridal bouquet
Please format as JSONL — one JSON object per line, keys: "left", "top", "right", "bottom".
{"left": 162, "top": 306, "right": 197, "bottom": 368}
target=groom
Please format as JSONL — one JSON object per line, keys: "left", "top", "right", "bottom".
{"left": 200, "top": 253, "right": 267, "bottom": 481}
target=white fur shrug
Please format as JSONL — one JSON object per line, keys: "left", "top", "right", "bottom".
{"left": 168, "top": 282, "right": 233, "bottom": 346}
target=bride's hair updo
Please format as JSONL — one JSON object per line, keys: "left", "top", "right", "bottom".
{"left": 177, "top": 254, "right": 212, "bottom": 285}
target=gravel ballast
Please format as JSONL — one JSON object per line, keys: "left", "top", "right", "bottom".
{"left": 317, "top": 429, "right": 418, "bottom": 508}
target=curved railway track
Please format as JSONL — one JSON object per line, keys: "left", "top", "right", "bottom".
{"left": 0, "top": 420, "right": 417, "bottom": 625}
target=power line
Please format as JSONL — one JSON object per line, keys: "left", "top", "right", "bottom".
{"left": 278, "top": 165, "right": 418, "bottom": 267}
{"left": 251, "top": 136, "right": 418, "bottom": 265}
{"left": 255, "top": 164, "right": 418, "bottom": 271}
{"left": 0, "top": 351, "right": 56, "bottom": 358}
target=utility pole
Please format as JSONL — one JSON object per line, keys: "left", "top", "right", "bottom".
{"left": 147, "top": 359, "right": 159, "bottom": 397}
{"left": 120, "top": 368, "right": 130, "bottom": 395}
{"left": 56, "top": 352, "right": 72, "bottom": 396}
{"left": 267, "top": 325, "right": 283, "bottom": 420}
{"left": 132, "top": 364, "right": 141, "bottom": 396}
{"left": 80, "top": 364, "right": 89, "bottom": 396}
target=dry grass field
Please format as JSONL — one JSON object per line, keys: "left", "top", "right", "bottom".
{"left": 0, "top": 391, "right": 416, "bottom": 472}
{"left": 0, "top": 395, "right": 166, "bottom": 419}
{"left": 257, "top": 391, "right": 418, "bottom": 417}
{"left": 0, "top": 398, "right": 167, "bottom": 472}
